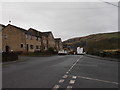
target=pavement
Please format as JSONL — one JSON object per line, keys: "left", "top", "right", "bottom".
{"left": 2, "top": 55, "right": 119, "bottom": 89}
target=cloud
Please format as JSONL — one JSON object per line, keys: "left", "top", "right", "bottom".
{"left": 2, "top": 2, "right": 118, "bottom": 41}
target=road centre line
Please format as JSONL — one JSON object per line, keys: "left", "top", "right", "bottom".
{"left": 67, "top": 56, "right": 83, "bottom": 73}
{"left": 69, "top": 80, "right": 75, "bottom": 84}
{"left": 53, "top": 56, "right": 83, "bottom": 89}
{"left": 62, "top": 75, "right": 68, "bottom": 78}
{"left": 66, "top": 86, "right": 73, "bottom": 90}
{"left": 53, "top": 85, "right": 60, "bottom": 90}
{"left": 59, "top": 79, "right": 65, "bottom": 83}
{"left": 72, "top": 76, "right": 77, "bottom": 79}
{"left": 66, "top": 72, "right": 69, "bottom": 74}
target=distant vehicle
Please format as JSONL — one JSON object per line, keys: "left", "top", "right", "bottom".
{"left": 58, "top": 50, "right": 68, "bottom": 55}
{"left": 77, "top": 47, "right": 85, "bottom": 55}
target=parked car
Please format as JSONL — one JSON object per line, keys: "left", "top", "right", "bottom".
{"left": 58, "top": 50, "right": 68, "bottom": 55}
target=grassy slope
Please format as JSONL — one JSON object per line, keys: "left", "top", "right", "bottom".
{"left": 63, "top": 32, "right": 120, "bottom": 52}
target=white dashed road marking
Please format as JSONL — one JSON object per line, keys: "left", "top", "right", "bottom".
{"left": 53, "top": 85, "right": 60, "bottom": 90}
{"left": 59, "top": 79, "right": 65, "bottom": 83}
{"left": 66, "top": 72, "right": 69, "bottom": 74}
{"left": 67, "top": 85, "right": 72, "bottom": 88}
{"left": 66, "top": 86, "right": 73, "bottom": 90}
{"left": 67, "top": 56, "right": 83, "bottom": 74}
{"left": 72, "top": 76, "right": 77, "bottom": 79}
{"left": 69, "top": 80, "right": 75, "bottom": 84}
{"left": 52, "top": 56, "right": 83, "bottom": 89}
{"left": 62, "top": 75, "right": 68, "bottom": 78}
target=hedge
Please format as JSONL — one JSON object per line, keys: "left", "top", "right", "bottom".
{"left": 2, "top": 52, "right": 18, "bottom": 62}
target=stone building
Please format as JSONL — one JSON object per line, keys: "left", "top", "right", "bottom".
{"left": 41, "top": 33, "right": 48, "bottom": 51}
{"left": 2, "top": 24, "right": 27, "bottom": 52}
{"left": 55, "top": 38, "right": 63, "bottom": 51}
{"left": 28, "top": 28, "right": 48, "bottom": 52}
{"left": 0, "top": 24, "right": 6, "bottom": 52}
{"left": 2, "top": 24, "right": 63, "bottom": 53}
{"left": 2, "top": 24, "right": 42, "bottom": 52}
{"left": 27, "top": 28, "right": 42, "bottom": 52}
{"left": 42, "top": 32, "right": 56, "bottom": 50}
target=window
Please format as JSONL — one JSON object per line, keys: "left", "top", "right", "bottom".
{"left": 44, "top": 46, "right": 45, "bottom": 50}
{"left": 26, "top": 34, "right": 28, "bottom": 39}
{"left": 36, "top": 37, "right": 38, "bottom": 41}
{"left": 21, "top": 44, "right": 24, "bottom": 48}
{"left": 3, "top": 35, "right": 7, "bottom": 39}
{"left": 30, "top": 36, "right": 32, "bottom": 40}
{"left": 30, "top": 45, "right": 33, "bottom": 49}
{"left": 38, "top": 38, "right": 41, "bottom": 41}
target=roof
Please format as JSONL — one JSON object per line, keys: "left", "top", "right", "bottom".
{"left": 0, "top": 24, "right": 6, "bottom": 27}
{"left": 28, "top": 28, "right": 42, "bottom": 37}
{"left": 42, "top": 31, "right": 53, "bottom": 37}
{"left": 55, "top": 38, "right": 62, "bottom": 42}
{"left": 7, "top": 24, "right": 27, "bottom": 33}
{"left": 5, "top": 24, "right": 40, "bottom": 37}
{"left": 2, "top": 24, "right": 57, "bottom": 39}
{"left": 0, "top": 24, "right": 6, "bottom": 30}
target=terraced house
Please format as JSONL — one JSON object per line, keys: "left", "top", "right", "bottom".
{"left": 1, "top": 24, "right": 63, "bottom": 53}
{"left": 2, "top": 24, "right": 38, "bottom": 52}
{"left": 27, "top": 28, "right": 42, "bottom": 52}
{"left": 55, "top": 38, "right": 63, "bottom": 51}
{"left": 0, "top": 24, "right": 6, "bottom": 52}
{"left": 42, "top": 31, "right": 56, "bottom": 50}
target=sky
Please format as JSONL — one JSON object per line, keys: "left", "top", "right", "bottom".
{"left": 1, "top": 1, "right": 118, "bottom": 41}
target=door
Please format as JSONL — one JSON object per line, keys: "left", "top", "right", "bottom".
{"left": 5, "top": 46, "right": 10, "bottom": 52}
{"left": 26, "top": 44, "right": 29, "bottom": 52}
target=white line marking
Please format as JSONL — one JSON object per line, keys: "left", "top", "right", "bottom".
{"left": 67, "top": 56, "right": 84, "bottom": 73}
{"left": 68, "top": 70, "right": 71, "bottom": 72}
{"left": 72, "top": 76, "right": 77, "bottom": 79}
{"left": 58, "top": 79, "right": 65, "bottom": 83}
{"left": 77, "top": 76, "right": 118, "bottom": 85}
{"left": 67, "top": 86, "right": 72, "bottom": 89}
{"left": 66, "top": 72, "right": 69, "bottom": 74}
{"left": 53, "top": 85, "right": 60, "bottom": 89}
{"left": 69, "top": 80, "right": 75, "bottom": 84}
{"left": 62, "top": 75, "right": 68, "bottom": 78}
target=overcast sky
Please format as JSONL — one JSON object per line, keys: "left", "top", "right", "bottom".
{"left": 1, "top": 1, "right": 118, "bottom": 41}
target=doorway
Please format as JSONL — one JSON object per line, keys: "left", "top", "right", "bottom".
{"left": 5, "top": 46, "right": 10, "bottom": 52}
{"left": 26, "top": 44, "right": 29, "bottom": 52}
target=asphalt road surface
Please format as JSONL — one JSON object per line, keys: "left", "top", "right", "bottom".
{"left": 2, "top": 55, "right": 119, "bottom": 89}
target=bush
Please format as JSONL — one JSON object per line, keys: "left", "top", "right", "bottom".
{"left": 2, "top": 52, "right": 18, "bottom": 62}
{"left": 47, "top": 47, "right": 57, "bottom": 54}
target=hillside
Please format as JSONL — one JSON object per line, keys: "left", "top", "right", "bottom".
{"left": 63, "top": 32, "right": 120, "bottom": 57}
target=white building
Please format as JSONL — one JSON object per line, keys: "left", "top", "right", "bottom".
{"left": 77, "top": 47, "right": 84, "bottom": 54}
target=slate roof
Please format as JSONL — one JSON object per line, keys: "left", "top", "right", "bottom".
{"left": 2, "top": 24, "right": 55, "bottom": 38}
{"left": 41, "top": 31, "right": 53, "bottom": 37}
{"left": 55, "top": 38, "right": 62, "bottom": 42}
{"left": 0, "top": 24, "right": 6, "bottom": 30}
{"left": 28, "top": 28, "right": 42, "bottom": 37}
{"left": 7, "top": 24, "right": 27, "bottom": 33}
{"left": 5, "top": 24, "right": 39, "bottom": 37}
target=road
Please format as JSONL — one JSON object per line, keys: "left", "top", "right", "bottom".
{"left": 2, "top": 55, "right": 119, "bottom": 89}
